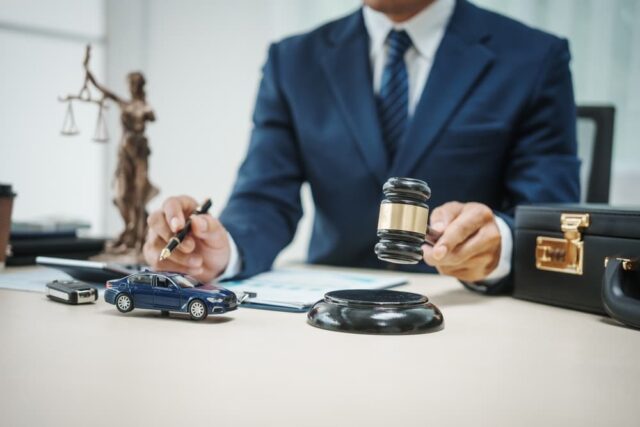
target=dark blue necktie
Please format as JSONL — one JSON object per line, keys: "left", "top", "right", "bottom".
{"left": 377, "top": 30, "right": 413, "bottom": 164}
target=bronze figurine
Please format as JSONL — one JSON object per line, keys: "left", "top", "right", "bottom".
{"left": 59, "top": 45, "right": 159, "bottom": 256}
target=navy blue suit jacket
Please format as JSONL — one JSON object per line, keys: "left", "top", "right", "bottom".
{"left": 219, "top": 0, "right": 580, "bottom": 291}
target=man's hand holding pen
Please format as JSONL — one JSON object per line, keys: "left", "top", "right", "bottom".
{"left": 144, "top": 195, "right": 231, "bottom": 283}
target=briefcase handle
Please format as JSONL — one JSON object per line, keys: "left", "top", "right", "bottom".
{"left": 602, "top": 257, "right": 640, "bottom": 329}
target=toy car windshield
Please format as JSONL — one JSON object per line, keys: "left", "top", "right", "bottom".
{"left": 172, "top": 275, "right": 201, "bottom": 288}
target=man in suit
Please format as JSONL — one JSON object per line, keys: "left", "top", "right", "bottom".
{"left": 143, "top": 0, "right": 579, "bottom": 293}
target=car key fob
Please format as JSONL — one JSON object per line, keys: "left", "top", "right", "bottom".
{"left": 46, "top": 280, "right": 98, "bottom": 305}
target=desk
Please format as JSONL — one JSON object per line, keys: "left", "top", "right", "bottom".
{"left": 0, "top": 266, "right": 639, "bottom": 427}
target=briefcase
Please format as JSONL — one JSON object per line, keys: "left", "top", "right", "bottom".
{"left": 513, "top": 204, "right": 640, "bottom": 314}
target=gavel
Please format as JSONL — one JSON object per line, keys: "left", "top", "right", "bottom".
{"left": 375, "top": 177, "right": 441, "bottom": 264}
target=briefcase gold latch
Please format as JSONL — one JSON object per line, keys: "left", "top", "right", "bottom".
{"left": 536, "top": 213, "right": 590, "bottom": 275}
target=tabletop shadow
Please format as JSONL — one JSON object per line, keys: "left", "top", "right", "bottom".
{"left": 597, "top": 316, "right": 637, "bottom": 330}
{"left": 429, "top": 287, "right": 493, "bottom": 307}
{"left": 102, "top": 309, "right": 234, "bottom": 324}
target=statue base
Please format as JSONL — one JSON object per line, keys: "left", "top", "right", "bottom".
{"left": 90, "top": 242, "right": 145, "bottom": 265}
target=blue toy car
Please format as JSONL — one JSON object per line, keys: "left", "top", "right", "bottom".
{"left": 104, "top": 271, "right": 237, "bottom": 321}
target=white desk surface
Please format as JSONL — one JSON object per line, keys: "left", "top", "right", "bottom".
{"left": 0, "top": 265, "right": 639, "bottom": 427}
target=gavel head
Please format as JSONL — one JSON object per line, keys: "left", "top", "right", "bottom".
{"left": 375, "top": 177, "right": 431, "bottom": 264}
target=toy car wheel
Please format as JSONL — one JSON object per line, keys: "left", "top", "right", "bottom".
{"left": 116, "top": 293, "right": 133, "bottom": 313}
{"left": 189, "top": 299, "right": 208, "bottom": 321}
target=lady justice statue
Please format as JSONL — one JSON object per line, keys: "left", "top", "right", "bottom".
{"left": 59, "top": 45, "right": 159, "bottom": 257}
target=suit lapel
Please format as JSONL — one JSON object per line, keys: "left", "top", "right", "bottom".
{"left": 390, "top": 0, "right": 495, "bottom": 177}
{"left": 321, "top": 12, "right": 387, "bottom": 186}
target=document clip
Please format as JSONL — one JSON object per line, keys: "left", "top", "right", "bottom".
{"left": 237, "top": 291, "right": 257, "bottom": 304}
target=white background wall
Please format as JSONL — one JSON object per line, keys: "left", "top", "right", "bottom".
{"left": 1, "top": 0, "right": 639, "bottom": 264}
{"left": 0, "top": 0, "right": 108, "bottom": 230}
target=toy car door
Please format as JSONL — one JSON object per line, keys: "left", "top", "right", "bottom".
{"left": 153, "top": 275, "right": 182, "bottom": 309}
{"left": 129, "top": 273, "right": 154, "bottom": 307}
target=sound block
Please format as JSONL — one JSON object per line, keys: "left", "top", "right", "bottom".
{"left": 307, "top": 289, "right": 444, "bottom": 335}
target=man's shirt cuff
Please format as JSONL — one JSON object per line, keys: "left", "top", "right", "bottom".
{"left": 480, "top": 215, "right": 513, "bottom": 284}
{"left": 217, "top": 232, "right": 242, "bottom": 280}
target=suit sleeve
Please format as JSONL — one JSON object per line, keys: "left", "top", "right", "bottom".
{"left": 504, "top": 38, "right": 581, "bottom": 211}
{"left": 466, "top": 38, "right": 581, "bottom": 295}
{"left": 219, "top": 43, "right": 304, "bottom": 278}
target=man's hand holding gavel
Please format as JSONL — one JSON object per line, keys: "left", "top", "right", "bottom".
{"left": 422, "top": 202, "right": 503, "bottom": 283}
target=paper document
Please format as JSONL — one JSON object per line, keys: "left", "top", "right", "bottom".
{"left": 223, "top": 268, "right": 407, "bottom": 312}
{"left": 0, "top": 268, "right": 71, "bottom": 293}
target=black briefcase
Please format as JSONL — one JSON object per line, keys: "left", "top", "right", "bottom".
{"left": 514, "top": 204, "right": 640, "bottom": 314}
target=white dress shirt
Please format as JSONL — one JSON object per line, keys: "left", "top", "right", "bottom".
{"left": 364, "top": 0, "right": 454, "bottom": 115}
{"left": 220, "top": 0, "right": 512, "bottom": 283}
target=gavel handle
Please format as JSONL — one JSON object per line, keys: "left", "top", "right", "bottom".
{"left": 424, "top": 228, "right": 443, "bottom": 246}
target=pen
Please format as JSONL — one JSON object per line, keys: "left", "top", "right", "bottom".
{"left": 159, "top": 198, "right": 213, "bottom": 261}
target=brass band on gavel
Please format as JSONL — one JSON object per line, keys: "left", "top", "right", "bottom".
{"left": 375, "top": 177, "right": 432, "bottom": 265}
{"left": 377, "top": 203, "right": 429, "bottom": 235}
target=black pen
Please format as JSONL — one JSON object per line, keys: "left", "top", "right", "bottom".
{"left": 159, "top": 198, "right": 212, "bottom": 261}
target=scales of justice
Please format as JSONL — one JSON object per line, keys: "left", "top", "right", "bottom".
{"left": 59, "top": 45, "right": 159, "bottom": 261}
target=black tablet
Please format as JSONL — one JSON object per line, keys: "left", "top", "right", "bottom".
{"left": 36, "top": 256, "right": 143, "bottom": 284}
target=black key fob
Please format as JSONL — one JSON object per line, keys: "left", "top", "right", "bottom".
{"left": 46, "top": 280, "right": 98, "bottom": 305}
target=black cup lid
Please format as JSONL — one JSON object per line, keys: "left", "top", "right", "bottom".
{"left": 0, "top": 184, "right": 16, "bottom": 197}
